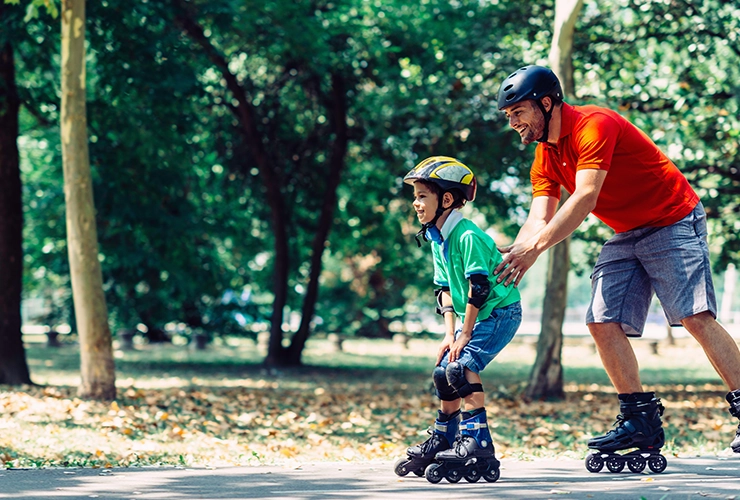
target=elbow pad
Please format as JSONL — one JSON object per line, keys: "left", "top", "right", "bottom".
{"left": 468, "top": 274, "right": 490, "bottom": 309}
{"left": 435, "top": 286, "right": 455, "bottom": 316}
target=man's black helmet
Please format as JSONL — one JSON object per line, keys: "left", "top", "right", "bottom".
{"left": 497, "top": 65, "right": 563, "bottom": 110}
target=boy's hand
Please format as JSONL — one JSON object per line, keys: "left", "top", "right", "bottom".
{"left": 448, "top": 331, "right": 472, "bottom": 363}
{"left": 435, "top": 335, "right": 454, "bottom": 366}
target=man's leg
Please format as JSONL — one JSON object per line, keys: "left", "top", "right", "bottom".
{"left": 682, "top": 312, "right": 740, "bottom": 453}
{"left": 681, "top": 311, "right": 740, "bottom": 390}
{"left": 588, "top": 322, "right": 643, "bottom": 394}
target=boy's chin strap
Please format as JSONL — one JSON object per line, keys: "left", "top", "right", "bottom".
{"left": 415, "top": 207, "right": 447, "bottom": 247}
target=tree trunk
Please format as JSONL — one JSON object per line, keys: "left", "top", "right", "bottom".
{"left": 0, "top": 32, "right": 32, "bottom": 386}
{"left": 61, "top": 0, "right": 116, "bottom": 400}
{"left": 525, "top": 218, "right": 569, "bottom": 400}
{"left": 173, "top": 3, "right": 290, "bottom": 367}
{"left": 524, "top": 0, "right": 583, "bottom": 400}
{"left": 548, "top": 0, "right": 584, "bottom": 100}
{"left": 285, "top": 74, "right": 349, "bottom": 366}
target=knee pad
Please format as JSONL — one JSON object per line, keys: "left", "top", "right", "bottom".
{"left": 433, "top": 365, "right": 458, "bottom": 401}
{"left": 445, "top": 361, "right": 483, "bottom": 399}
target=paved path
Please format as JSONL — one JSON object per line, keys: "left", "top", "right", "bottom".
{"left": 1, "top": 455, "right": 739, "bottom": 499}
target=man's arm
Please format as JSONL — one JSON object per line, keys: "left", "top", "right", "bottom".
{"left": 495, "top": 168, "right": 607, "bottom": 286}
{"left": 512, "top": 195, "right": 559, "bottom": 245}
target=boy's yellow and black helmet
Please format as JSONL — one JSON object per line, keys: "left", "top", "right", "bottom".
{"left": 404, "top": 156, "right": 477, "bottom": 202}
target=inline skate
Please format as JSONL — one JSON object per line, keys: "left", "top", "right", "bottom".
{"left": 394, "top": 410, "right": 460, "bottom": 477}
{"left": 424, "top": 408, "right": 500, "bottom": 484}
{"left": 727, "top": 389, "right": 740, "bottom": 453}
{"left": 585, "top": 392, "right": 667, "bottom": 474}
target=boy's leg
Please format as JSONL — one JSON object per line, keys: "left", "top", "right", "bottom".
{"left": 462, "top": 370, "right": 484, "bottom": 411}
{"left": 430, "top": 379, "right": 499, "bottom": 483}
{"left": 394, "top": 365, "right": 462, "bottom": 477}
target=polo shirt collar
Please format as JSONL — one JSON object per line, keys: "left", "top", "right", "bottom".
{"left": 559, "top": 102, "right": 575, "bottom": 140}
{"left": 441, "top": 210, "right": 463, "bottom": 240}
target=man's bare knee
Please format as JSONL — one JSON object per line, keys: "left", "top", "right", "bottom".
{"left": 680, "top": 311, "right": 715, "bottom": 331}
{"left": 588, "top": 322, "right": 626, "bottom": 336}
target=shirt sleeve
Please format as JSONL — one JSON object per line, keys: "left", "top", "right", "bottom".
{"left": 458, "top": 230, "right": 490, "bottom": 278}
{"left": 574, "top": 112, "right": 621, "bottom": 171}
{"left": 531, "top": 144, "right": 562, "bottom": 199}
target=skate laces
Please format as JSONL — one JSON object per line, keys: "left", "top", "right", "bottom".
{"left": 452, "top": 435, "right": 475, "bottom": 453}
{"left": 419, "top": 428, "right": 443, "bottom": 453}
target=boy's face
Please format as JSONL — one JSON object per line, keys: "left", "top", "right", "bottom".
{"left": 412, "top": 182, "right": 438, "bottom": 225}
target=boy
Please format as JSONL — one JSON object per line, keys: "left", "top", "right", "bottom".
{"left": 394, "top": 156, "right": 522, "bottom": 484}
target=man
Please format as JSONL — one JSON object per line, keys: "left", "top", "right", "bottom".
{"left": 494, "top": 65, "right": 740, "bottom": 463}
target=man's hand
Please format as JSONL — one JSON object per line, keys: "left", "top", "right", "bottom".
{"left": 494, "top": 239, "right": 541, "bottom": 287}
{"left": 435, "top": 334, "right": 454, "bottom": 366}
{"left": 448, "top": 331, "right": 472, "bottom": 363}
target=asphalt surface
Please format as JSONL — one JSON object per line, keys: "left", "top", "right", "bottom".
{"left": 1, "top": 455, "right": 739, "bottom": 499}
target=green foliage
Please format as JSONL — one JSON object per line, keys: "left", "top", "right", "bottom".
{"left": 12, "top": 0, "right": 739, "bottom": 350}
{"left": 575, "top": 0, "right": 740, "bottom": 269}
{"left": 4, "top": 0, "right": 59, "bottom": 22}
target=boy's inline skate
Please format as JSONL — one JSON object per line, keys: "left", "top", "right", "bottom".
{"left": 394, "top": 410, "right": 460, "bottom": 477}
{"left": 585, "top": 392, "right": 667, "bottom": 474}
{"left": 424, "top": 408, "right": 500, "bottom": 484}
{"left": 727, "top": 389, "right": 740, "bottom": 453}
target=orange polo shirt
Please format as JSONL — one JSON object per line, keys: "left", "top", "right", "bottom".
{"left": 531, "top": 103, "right": 699, "bottom": 233}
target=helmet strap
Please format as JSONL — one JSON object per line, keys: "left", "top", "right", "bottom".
{"left": 414, "top": 197, "right": 451, "bottom": 247}
{"left": 535, "top": 99, "right": 552, "bottom": 143}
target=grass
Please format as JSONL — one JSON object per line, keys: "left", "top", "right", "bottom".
{"left": 1, "top": 335, "right": 738, "bottom": 468}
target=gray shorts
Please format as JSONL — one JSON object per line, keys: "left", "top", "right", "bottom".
{"left": 586, "top": 202, "right": 717, "bottom": 337}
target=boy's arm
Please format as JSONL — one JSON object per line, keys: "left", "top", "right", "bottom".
{"left": 435, "top": 290, "right": 456, "bottom": 366}
{"left": 447, "top": 277, "right": 484, "bottom": 363}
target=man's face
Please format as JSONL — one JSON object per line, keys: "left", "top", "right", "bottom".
{"left": 412, "top": 182, "right": 438, "bottom": 225}
{"left": 502, "top": 100, "right": 545, "bottom": 145}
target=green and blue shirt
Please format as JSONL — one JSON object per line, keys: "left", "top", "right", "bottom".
{"left": 430, "top": 211, "right": 520, "bottom": 323}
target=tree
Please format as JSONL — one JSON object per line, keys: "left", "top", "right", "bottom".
{"left": 525, "top": 0, "right": 584, "bottom": 400}
{"left": 0, "top": 1, "right": 32, "bottom": 385}
{"left": 61, "top": 0, "right": 115, "bottom": 400}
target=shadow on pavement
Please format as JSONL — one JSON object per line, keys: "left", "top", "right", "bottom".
{"left": 1, "top": 456, "right": 739, "bottom": 499}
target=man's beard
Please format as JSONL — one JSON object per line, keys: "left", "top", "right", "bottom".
{"left": 520, "top": 112, "right": 545, "bottom": 145}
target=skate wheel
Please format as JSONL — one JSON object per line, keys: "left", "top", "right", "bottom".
{"left": 425, "top": 463, "right": 444, "bottom": 484}
{"left": 464, "top": 468, "right": 481, "bottom": 483}
{"left": 585, "top": 453, "right": 604, "bottom": 473}
{"left": 393, "top": 458, "right": 412, "bottom": 477}
{"left": 606, "top": 456, "right": 625, "bottom": 473}
{"left": 412, "top": 469, "right": 425, "bottom": 477}
{"left": 648, "top": 455, "right": 667, "bottom": 473}
{"left": 627, "top": 456, "right": 646, "bottom": 473}
{"left": 445, "top": 469, "right": 462, "bottom": 483}
{"left": 482, "top": 467, "right": 500, "bottom": 483}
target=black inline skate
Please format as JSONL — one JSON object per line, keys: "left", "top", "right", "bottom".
{"left": 424, "top": 408, "right": 500, "bottom": 484}
{"left": 727, "top": 389, "right": 740, "bottom": 453}
{"left": 394, "top": 410, "right": 460, "bottom": 477}
{"left": 586, "top": 392, "right": 667, "bottom": 474}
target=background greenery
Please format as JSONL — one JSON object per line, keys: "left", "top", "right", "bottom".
{"left": 9, "top": 0, "right": 740, "bottom": 361}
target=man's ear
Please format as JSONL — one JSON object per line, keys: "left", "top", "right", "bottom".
{"left": 541, "top": 96, "right": 553, "bottom": 113}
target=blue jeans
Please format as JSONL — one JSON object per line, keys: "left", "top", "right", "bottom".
{"left": 439, "top": 302, "right": 522, "bottom": 373}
